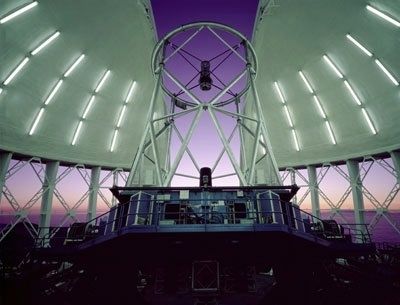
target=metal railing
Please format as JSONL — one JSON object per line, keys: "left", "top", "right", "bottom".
{"left": 34, "top": 198, "right": 372, "bottom": 248}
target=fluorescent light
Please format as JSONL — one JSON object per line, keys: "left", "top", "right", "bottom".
{"left": 72, "top": 121, "right": 83, "bottom": 145}
{"left": 312, "top": 95, "right": 326, "bottom": 119}
{"left": 361, "top": 108, "right": 377, "bottom": 135}
{"left": 116, "top": 105, "right": 127, "bottom": 128}
{"left": 0, "top": 1, "right": 38, "bottom": 24}
{"left": 29, "top": 108, "right": 44, "bottom": 135}
{"left": 375, "top": 59, "right": 399, "bottom": 86}
{"left": 44, "top": 79, "right": 63, "bottom": 105}
{"left": 63, "top": 54, "right": 85, "bottom": 77}
{"left": 323, "top": 55, "right": 343, "bottom": 79}
{"left": 283, "top": 105, "right": 293, "bottom": 127}
{"left": 345, "top": 34, "right": 373, "bottom": 57}
{"left": 82, "top": 95, "right": 95, "bottom": 119}
{"left": 95, "top": 70, "right": 110, "bottom": 93}
{"left": 325, "top": 121, "right": 336, "bottom": 145}
{"left": 3, "top": 57, "right": 29, "bottom": 85}
{"left": 344, "top": 80, "right": 362, "bottom": 106}
{"left": 291, "top": 129, "right": 300, "bottom": 151}
{"left": 299, "top": 71, "right": 314, "bottom": 93}
{"left": 274, "top": 81, "right": 286, "bottom": 104}
{"left": 366, "top": 5, "right": 400, "bottom": 28}
{"left": 110, "top": 130, "right": 118, "bottom": 152}
{"left": 260, "top": 135, "right": 266, "bottom": 155}
{"left": 0, "top": 88, "right": 3, "bottom": 95}
{"left": 31, "top": 31, "right": 60, "bottom": 55}
{"left": 125, "top": 81, "right": 136, "bottom": 103}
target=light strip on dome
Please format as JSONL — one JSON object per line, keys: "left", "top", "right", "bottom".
{"left": 0, "top": 1, "right": 38, "bottom": 24}
{"left": 283, "top": 105, "right": 294, "bottom": 128}
{"left": 260, "top": 135, "right": 266, "bottom": 155}
{"left": 44, "top": 79, "right": 63, "bottom": 105}
{"left": 72, "top": 121, "right": 83, "bottom": 146}
{"left": 299, "top": 71, "right": 314, "bottom": 93}
{"left": 82, "top": 95, "right": 95, "bottom": 119}
{"left": 344, "top": 80, "right": 362, "bottom": 106}
{"left": 312, "top": 95, "right": 327, "bottom": 119}
{"left": 325, "top": 121, "right": 336, "bottom": 145}
{"left": 110, "top": 130, "right": 118, "bottom": 152}
{"left": 95, "top": 70, "right": 110, "bottom": 93}
{"left": 366, "top": 5, "right": 400, "bottom": 28}
{"left": 125, "top": 81, "right": 136, "bottom": 103}
{"left": 323, "top": 55, "right": 344, "bottom": 79}
{"left": 31, "top": 31, "right": 60, "bottom": 55}
{"left": 3, "top": 57, "right": 29, "bottom": 85}
{"left": 345, "top": 34, "right": 373, "bottom": 57}
{"left": 29, "top": 107, "right": 44, "bottom": 135}
{"left": 291, "top": 129, "right": 300, "bottom": 152}
{"left": 361, "top": 108, "right": 377, "bottom": 134}
{"left": 116, "top": 105, "right": 127, "bottom": 128}
{"left": 374, "top": 59, "right": 399, "bottom": 86}
{"left": 63, "top": 54, "right": 85, "bottom": 77}
{"left": 273, "top": 81, "right": 286, "bottom": 104}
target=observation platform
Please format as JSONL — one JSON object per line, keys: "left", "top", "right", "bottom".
{"left": 35, "top": 185, "right": 375, "bottom": 263}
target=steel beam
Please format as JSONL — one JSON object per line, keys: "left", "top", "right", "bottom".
{"left": 209, "top": 69, "right": 247, "bottom": 105}
{"left": 127, "top": 68, "right": 163, "bottom": 186}
{"left": 172, "top": 123, "right": 200, "bottom": 172}
{"left": 390, "top": 151, "right": 400, "bottom": 184}
{"left": 127, "top": 123, "right": 149, "bottom": 186}
{"left": 211, "top": 124, "right": 238, "bottom": 173}
{"left": 164, "top": 69, "right": 202, "bottom": 105}
{"left": 307, "top": 165, "right": 321, "bottom": 219}
{"left": 346, "top": 159, "right": 366, "bottom": 239}
{"left": 112, "top": 170, "right": 118, "bottom": 206}
{"left": 249, "top": 122, "right": 261, "bottom": 184}
{"left": 207, "top": 26, "right": 247, "bottom": 64}
{"left": 236, "top": 103, "right": 248, "bottom": 175}
{"left": 290, "top": 169, "right": 297, "bottom": 205}
{"left": 164, "top": 108, "right": 203, "bottom": 186}
{"left": 149, "top": 71, "right": 164, "bottom": 185}
{"left": 87, "top": 166, "right": 101, "bottom": 221}
{"left": 38, "top": 161, "right": 59, "bottom": 245}
{"left": 164, "top": 26, "right": 204, "bottom": 63}
{"left": 248, "top": 66, "right": 281, "bottom": 185}
{"left": 209, "top": 107, "right": 247, "bottom": 185}
{"left": 0, "top": 152, "right": 12, "bottom": 204}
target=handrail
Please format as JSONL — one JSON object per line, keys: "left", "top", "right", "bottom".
{"left": 34, "top": 196, "right": 373, "bottom": 248}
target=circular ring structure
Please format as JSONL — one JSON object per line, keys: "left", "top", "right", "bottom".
{"left": 151, "top": 22, "right": 258, "bottom": 107}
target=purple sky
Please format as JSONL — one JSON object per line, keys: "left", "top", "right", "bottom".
{"left": 151, "top": 0, "right": 258, "bottom": 39}
{"left": 151, "top": 0, "right": 259, "bottom": 186}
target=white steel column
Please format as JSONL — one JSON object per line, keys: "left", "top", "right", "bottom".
{"left": 390, "top": 151, "right": 400, "bottom": 185}
{"left": 0, "top": 152, "right": 12, "bottom": 203}
{"left": 127, "top": 67, "right": 164, "bottom": 186}
{"left": 87, "top": 166, "right": 101, "bottom": 221}
{"left": 290, "top": 169, "right": 297, "bottom": 205}
{"left": 346, "top": 159, "right": 366, "bottom": 237}
{"left": 307, "top": 165, "right": 321, "bottom": 219}
{"left": 248, "top": 64, "right": 281, "bottom": 185}
{"left": 39, "top": 161, "right": 59, "bottom": 241}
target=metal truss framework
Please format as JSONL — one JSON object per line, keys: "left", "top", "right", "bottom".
{"left": 281, "top": 152, "right": 400, "bottom": 238}
{"left": 0, "top": 151, "right": 128, "bottom": 245}
{"left": 1, "top": 151, "right": 400, "bottom": 247}
{"left": 126, "top": 22, "right": 281, "bottom": 187}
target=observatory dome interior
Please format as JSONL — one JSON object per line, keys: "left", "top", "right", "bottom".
{"left": 0, "top": 0, "right": 400, "bottom": 244}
